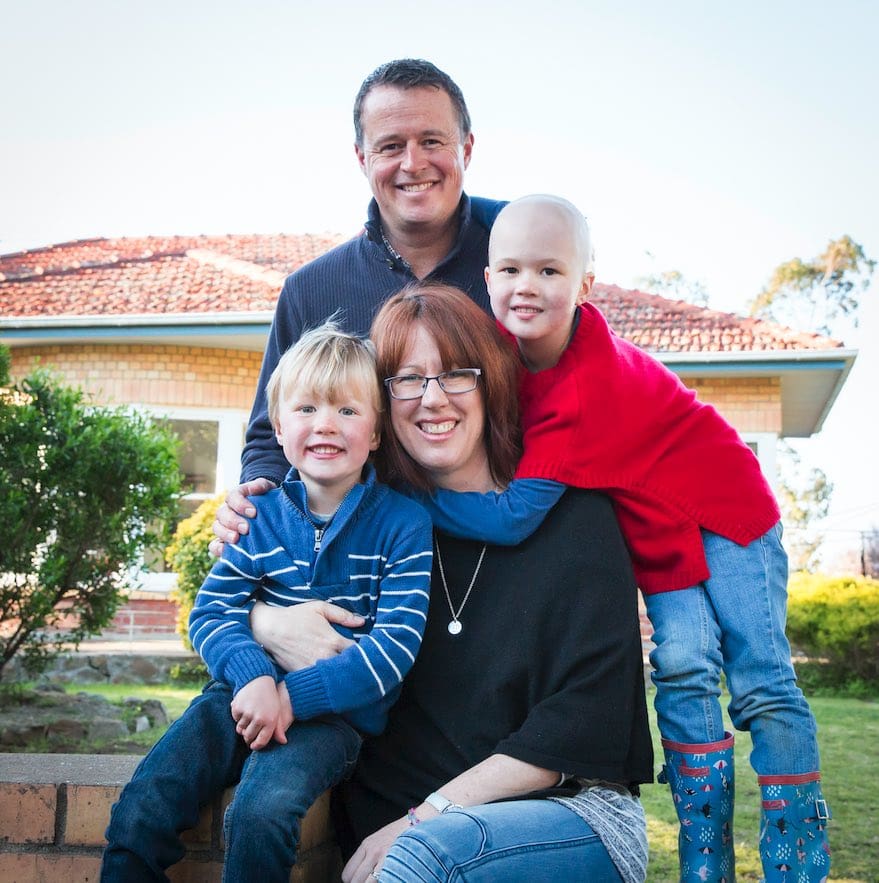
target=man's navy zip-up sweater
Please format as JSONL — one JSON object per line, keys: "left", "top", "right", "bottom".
{"left": 241, "top": 194, "right": 506, "bottom": 485}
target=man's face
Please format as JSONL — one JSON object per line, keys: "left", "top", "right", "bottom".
{"left": 355, "top": 85, "right": 473, "bottom": 240}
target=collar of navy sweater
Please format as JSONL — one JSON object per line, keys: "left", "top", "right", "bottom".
{"left": 362, "top": 195, "right": 474, "bottom": 272}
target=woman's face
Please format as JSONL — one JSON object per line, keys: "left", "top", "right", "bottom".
{"left": 389, "top": 322, "right": 494, "bottom": 492}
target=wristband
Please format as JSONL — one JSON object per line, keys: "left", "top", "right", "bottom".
{"left": 424, "top": 791, "right": 463, "bottom": 814}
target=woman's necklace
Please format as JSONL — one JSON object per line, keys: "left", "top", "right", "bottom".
{"left": 434, "top": 537, "right": 487, "bottom": 636}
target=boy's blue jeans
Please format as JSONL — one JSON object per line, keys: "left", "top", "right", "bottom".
{"left": 644, "top": 523, "right": 820, "bottom": 774}
{"left": 100, "top": 680, "right": 361, "bottom": 883}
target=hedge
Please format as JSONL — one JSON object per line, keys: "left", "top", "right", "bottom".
{"left": 787, "top": 573, "right": 879, "bottom": 682}
{"left": 165, "top": 493, "right": 224, "bottom": 648}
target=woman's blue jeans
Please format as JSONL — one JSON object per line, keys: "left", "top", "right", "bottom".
{"left": 100, "top": 680, "right": 361, "bottom": 883}
{"left": 644, "top": 524, "right": 820, "bottom": 775}
{"left": 380, "top": 801, "right": 624, "bottom": 882}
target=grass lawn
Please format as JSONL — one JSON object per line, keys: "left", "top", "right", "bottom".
{"left": 62, "top": 682, "right": 878, "bottom": 881}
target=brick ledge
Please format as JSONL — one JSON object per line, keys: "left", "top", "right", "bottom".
{"left": 0, "top": 753, "right": 340, "bottom": 882}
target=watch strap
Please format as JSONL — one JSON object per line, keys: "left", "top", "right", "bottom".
{"left": 424, "top": 791, "right": 463, "bottom": 814}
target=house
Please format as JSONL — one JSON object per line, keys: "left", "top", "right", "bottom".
{"left": 0, "top": 233, "right": 857, "bottom": 637}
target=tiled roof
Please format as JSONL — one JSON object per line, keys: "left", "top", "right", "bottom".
{"left": 0, "top": 234, "right": 345, "bottom": 317}
{"left": 0, "top": 235, "right": 842, "bottom": 353}
{"left": 591, "top": 284, "right": 841, "bottom": 353}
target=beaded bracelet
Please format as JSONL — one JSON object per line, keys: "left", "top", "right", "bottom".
{"left": 406, "top": 807, "right": 421, "bottom": 827}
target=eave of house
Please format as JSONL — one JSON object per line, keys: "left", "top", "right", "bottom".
{"left": 660, "top": 348, "right": 857, "bottom": 437}
{"left": 1, "top": 313, "right": 856, "bottom": 439}
{"left": 0, "top": 312, "right": 275, "bottom": 351}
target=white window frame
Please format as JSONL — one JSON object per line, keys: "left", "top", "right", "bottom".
{"left": 741, "top": 431, "right": 779, "bottom": 490}
{"left": 134, "top": 405, "right": 249, "bottom": 593}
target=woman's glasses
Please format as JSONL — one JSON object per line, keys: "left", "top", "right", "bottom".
{"left": 384, "top": 368, "right": 482, "bottom": 400}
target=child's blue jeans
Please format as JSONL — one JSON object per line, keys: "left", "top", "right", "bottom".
{"left": 100, "top": 679, "right": 361, "bottom": 882}
{"left": 644, "top": 523, "right": 820, "bottom": 775}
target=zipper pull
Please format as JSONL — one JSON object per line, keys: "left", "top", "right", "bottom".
{"left": 314, "top": 526, "right": 324, "bottom": 553}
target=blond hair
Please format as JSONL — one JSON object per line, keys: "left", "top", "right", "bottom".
{"left": 266, "top": 321, "right": 381, "bottom": 430}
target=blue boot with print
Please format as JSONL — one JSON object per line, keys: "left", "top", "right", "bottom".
{"left": 659, "top": 731, "right": 735, "bottom": 883}
{"left": 758, "top": 773, "right": 831, "bottom": 882}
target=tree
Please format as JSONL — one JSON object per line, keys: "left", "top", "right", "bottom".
{"left": 776, "top": 441, "right": 833, "bottom": 573}
{"left": 747, "top": 235, "right": 875, "bottom": 336}
{"left": 636, "top": 267, "right": 710, "bottom": 306}
{"left": 0, "top": 347, "right": 182, "bottom": 677}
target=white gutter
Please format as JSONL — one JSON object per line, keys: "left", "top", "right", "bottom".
{"left": 0, "top": 312, "right": 276, "bottom": 330}
{"left": 657, "top": 348, "right": 858, "bottom": 366}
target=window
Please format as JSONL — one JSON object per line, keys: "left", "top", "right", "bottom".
{"left": 742, "top": 432, "right": 779, "bottom": 490}
{"left": 139, "top": 407, "right": 248, "bottom": 590}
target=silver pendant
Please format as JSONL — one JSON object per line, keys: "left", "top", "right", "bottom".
{"left": 447, "top": 620, "right": 462, "bottom": 635}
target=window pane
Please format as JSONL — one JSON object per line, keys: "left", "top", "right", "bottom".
{"left": 168, "top": 419, "right": 219, "bottom": 494}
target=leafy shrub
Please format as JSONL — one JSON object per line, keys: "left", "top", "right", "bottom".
{"left": 787, "top": 573, "right": 879, "bottom": 683}
{"left": 168, "top": 659, "right": 209, "bottom": 684}
{"left": 0, "top": 350, "right": 182, "bottom": 677}
{"left": 165, "top": 494, "right": 224, "bottom": 647}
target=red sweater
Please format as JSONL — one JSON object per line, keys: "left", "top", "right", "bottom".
{"left": 512, "top": 303, "right": 781, "bottom": 594}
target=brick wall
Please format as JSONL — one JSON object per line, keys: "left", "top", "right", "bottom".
{"left": 685, "top": 375, "right": 782, "bottom": 434}
{"left": 9, "top": 344, "right": 262, "bottom": 410}
{"left": 0, "top": 754, "right": 340, "bottom": 882}
{"left": 9, "top": 344, "right": 782, "bottom": 435}
{"left": 103, "top": 595, "right": 180, "bottom": 638}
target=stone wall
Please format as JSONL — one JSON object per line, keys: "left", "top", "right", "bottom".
{"left": 1, "top": 650, "right": 202, "bottom": 686}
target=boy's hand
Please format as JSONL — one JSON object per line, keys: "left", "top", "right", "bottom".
{"left": 274, "top": 681, "right": 294, "bottom": 743}
{"left": 230, "top": 675, "right": 284, "bottom": 750}
{"left": 209, "top": 479, "right": 277, "bottom": 557}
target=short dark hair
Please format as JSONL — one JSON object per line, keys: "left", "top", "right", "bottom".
{"left": 353, "top": 59, "right": 472, "bottom": 146}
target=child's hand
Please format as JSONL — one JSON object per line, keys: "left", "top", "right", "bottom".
{"left": 274, "top": 681, "right": 294, "bottom": 744}
{"left": 230, "top": 675, "right": 282, "bottom": 750}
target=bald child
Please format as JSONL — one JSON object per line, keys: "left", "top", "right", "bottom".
{"left": 415, "top": 194, "right": 830, "bottom": 881}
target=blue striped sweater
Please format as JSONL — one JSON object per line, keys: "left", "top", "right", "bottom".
{"left": 189, "top": 465, "right": 433, "bottom": 735}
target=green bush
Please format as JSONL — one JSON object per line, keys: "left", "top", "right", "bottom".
{"left": 165, "top": 493, "right": 224, "bottom": 648}
{"left": 787, "top": 573, "right": 879, "bottom": 683}
{"left": 0, "top": 348, "right": 182, "bottom": 677}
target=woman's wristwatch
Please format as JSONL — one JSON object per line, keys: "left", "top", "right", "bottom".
{"left": 424, "top": 791, "right": 463, "bottom": 814}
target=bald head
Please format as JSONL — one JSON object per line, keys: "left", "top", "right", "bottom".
{"left": 490, "top": 194, "right": 595, "bottom": 277}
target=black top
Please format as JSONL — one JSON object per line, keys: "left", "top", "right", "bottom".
{"left": 337, "top": 489, "right": 654, "bottom": 845}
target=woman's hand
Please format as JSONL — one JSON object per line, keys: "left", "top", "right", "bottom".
{"left": 208, "top": 479, "right": 277, "bottom": 557}
{"left": 341, "top": 816, "right": 411, "bottom": 883}
{"left": 250, "top": 600, "right": 364, "bottom": 672}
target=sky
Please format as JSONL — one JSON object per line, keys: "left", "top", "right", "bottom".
{"left": 2, "top": 0, "right": 877, "bottom": 568}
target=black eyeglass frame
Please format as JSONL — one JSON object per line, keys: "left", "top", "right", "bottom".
{"left": 383, "top": 368, "right": 483, "bottom": 400}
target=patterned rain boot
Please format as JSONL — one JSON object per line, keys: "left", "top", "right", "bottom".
{"left": 658, "top": 732, "right": 735, "bottom": 883}
{"left": 758, "top": 773, "right": 831, "bottom": 882}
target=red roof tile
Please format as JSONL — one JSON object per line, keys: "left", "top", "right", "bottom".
{"left": 591, "top": 284, "right": 841, "bottom": 353}
{"left": 0, "top": 235, "right": 843, "bottom": 353}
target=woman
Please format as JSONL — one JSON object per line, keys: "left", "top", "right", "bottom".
{"left": 252, "top": 283, "right": 654, "bottom": 882}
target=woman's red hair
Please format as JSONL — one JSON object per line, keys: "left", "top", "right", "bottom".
{"left": 370, "top": 283, "right": 521, "bottom": 491}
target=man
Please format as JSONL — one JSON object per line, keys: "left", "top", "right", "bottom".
{"left": 223, "top": 59, "right": 504, "bottom": 511}
{"left": 211, "top": 59, "right": 502, "bottom": 663}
